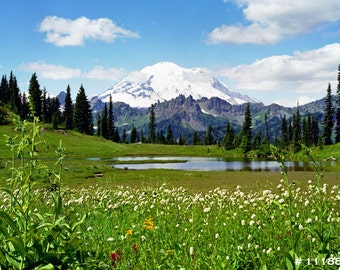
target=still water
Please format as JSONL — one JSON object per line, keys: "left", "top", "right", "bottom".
{"left": 110, "top": 157, "right": 334, "bottom": 172}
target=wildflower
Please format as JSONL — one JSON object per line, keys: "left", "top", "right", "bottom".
{"left": 190, "top": 246, "right": 194, "bottom": 259}
{"left": 87, "top": 226, "right": 93, "bottom": 231}
{"left": 126, "top": 229, "right": 133, "bottom": 235}
{"left": 143, "top": 217, "right": 155, "bottom": 230}
{"left": 107, "top": 237, "right": 115, "bottom": 242}
{"left": 141, "top": 235, "right": 146, "bottom": 242}
{"left": 110, "top": 250, "right": 122, "bottom": 268}
{"left": 215, "top": 233, "right": 219, "bottom": 239}
{"left": 132, "top": 243, "right": 138, "bottom": 254}
{"left": 203, "top": 207, "right": 211, "bottom": 213}
{"left": 237, "top": 245, "right": 243, "bottom": 251}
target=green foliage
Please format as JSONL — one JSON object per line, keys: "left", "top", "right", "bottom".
{"left": 28, "top": 73, "right": 42, "bottom": 118}
{"left": 73, "top": 84, "right": 93, "bottom": 135}
{"left": 0, "top": 117, "right": 87, "bottom": 269}
{"left": 322, "top": 83, "right": 334, "bottom": 145}
{"left": 241, "top": 103, "right": 252, "bottom": 153}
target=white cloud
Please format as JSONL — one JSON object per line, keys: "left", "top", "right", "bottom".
{"left": 83, "top": 66, "right": 127, "bottom": 80}
{"left": 39, "top": 16, "right": 140, "bottom": 46}
{"left": 20, "top": 62, "right": 81, "bottom": 80}
{"left": 219, "top": 43, "right": 340, "bottom": 104}
{"left": 208, "top": 0, "right": 340, "bottom": 44}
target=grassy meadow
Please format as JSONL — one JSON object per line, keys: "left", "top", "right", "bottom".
{"left": 0, "top": 120, "right": 339, "bottom": 269}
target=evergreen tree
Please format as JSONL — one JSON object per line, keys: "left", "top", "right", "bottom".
{"left": 96, "top": 114, "right": 101, "bottom": 137}
{"left": 293, "top": 103, "right": 301, "bottom": 152}
{"left": 73, "top": 84, "right": 93, "bottom": 135}
{"left": 156, "top": 130, "right": 166, "bottom": 144}
{"left": 51, "top": 97, "right": 61, "bottom": 129}
{"left": 322, "top": 83, "right": 334, "bottom": 145}
{"left": 311, "top": 115, "right": 319, "bottom": 146}
{"left": 8, "top": 72, "right": 21, "bottom": 114}
{"left": 193, "top": 131, "right": 201, "bottom": 145}
{"left": 280, "top": 115, "right": 288, "bottom": 148}
{"left": 122, "top": 127, "right": 127, "bottom": 143}
{"left": 130, "top": 124, "right": 137, "bottom": 143}
{"left": 240, "top": 103, "right": 252, "bottom": 154}
{"left": 166, "top": 125, "right": 175, "bottom": 145}
{"left": 20, "top": 93, "right": 29, "bottom": 120}
{"left": 204, "top": 125, "right": 214, "bottom": 145}
{"left": 64, "top": 85, "right": 73, "bottom": 130}
{"left": 148, "top": 104, "right": 156, "bottom": 143}
{"left": 263, "top": 113, "right": 270, "bottom": 143}
{"left": 335, "top": 64, "right": 340, "bottom": 143}
{"left": 301, "top": 117, "right": 309, "bottom": 147}
{"left": 0, "top": 75, "right": 9, "bottom": 104}
{"left": 178, "top": 134, "right": 185, "bottom": 145}
{"left": 223, "top": 121, "right": 235, "bottom": 150}
{"left": 41, "top": 88, "right": 48, "bottom": 122}
{"left": 108, "top": 95, "right": 115, "bottom": 141}
{"left": 28, "top": 73, "right": 42, "bottom": 118}
{"left": 101, "top": 104, "right": 108, "bottom": 139}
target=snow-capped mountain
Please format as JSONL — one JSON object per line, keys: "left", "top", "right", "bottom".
{"left": 92, "top": 62, "right": 260, "bottom": 108}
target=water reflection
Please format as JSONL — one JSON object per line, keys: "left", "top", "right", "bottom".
{"left": 108, "top": 157, "right": 335, "bottom": 172}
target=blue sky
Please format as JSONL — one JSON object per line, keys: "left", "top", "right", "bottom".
{"left": 1, "top": 0, "right": 340, "bottom": 106}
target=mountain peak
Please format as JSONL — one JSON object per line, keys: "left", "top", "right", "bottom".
{"left": 95, "top": 62, "right": 261, "bottom": 107}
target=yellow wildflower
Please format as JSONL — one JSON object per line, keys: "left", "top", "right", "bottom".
{"left": 143, "top": 217, "right": 155, "bottom": 230}
{"left": 126, "top": 229, "right": 133, "bottom": 235}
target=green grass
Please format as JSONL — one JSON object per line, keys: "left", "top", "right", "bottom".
{"left": 1, "top": 122, "right": 340, "bottom": 193}
{"left": 0, "top": 119, "right": 339, "bottom": 269}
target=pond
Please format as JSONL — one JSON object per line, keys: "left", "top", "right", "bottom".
{"left": 110, "top": 157, "right": 336, "bottom": 172}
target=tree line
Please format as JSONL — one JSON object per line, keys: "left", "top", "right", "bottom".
{"left": 1, "top": 64, "right": 340, "bottom": 154}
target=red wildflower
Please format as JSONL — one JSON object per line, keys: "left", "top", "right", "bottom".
{"left": 110, "top": 250, "right": 122, "bottom": 268}
{"left": 132, "top": 243, "right": 138, "bottom": 254}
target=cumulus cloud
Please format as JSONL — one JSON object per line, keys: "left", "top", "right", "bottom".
{"left": 219, "top": 43, "right": 340, "bottom": 104}
{"left": 83, "top": 66, "right": 127, "bottom": 80}
{"left": 20, "top": 62, "right": 81, "bottom": 80}
{"left": 39, "top": 16, "right": 140, "bottom": 46}
{"left": 20, "top": 62, "right": 127, "bottom": 82}
{"left": 208, "top": 0, "right": 340, "bottom": 44}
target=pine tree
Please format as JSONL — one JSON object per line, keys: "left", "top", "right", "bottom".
{"left": 166, "top": 125, "right": 175, "bottom": 145}
{"left": 0, "top": 75, "right": 9, "bottom": 104}
{"left": 241, "top": 103, "right": 252, "bottom": 154}
{"left": 193, "top": 131, "right": 201, "bottom": 145}
{"left": 8, "top": 72, "right": 21, "bottom": 114}
{"left": 204, "top": 125, "right": 214, "bottom": 145}
{"left": 101, "top": 104, "right": 108, "bottom": 139}
{"left": 41, "top": 88, "right": 48, "bottom": 122}
{"left": 311, "top": 115, "right": 319, "bottom": 146}
{"left": 64, "top": 85, "right": 73, "bottom": 130}
{"left": 130, "top": 124, "right": 137, "bottom": 143}
{"left": 148, "top": 104, "right": 156, "bottom": 143}
{"left": 20, "top": 93, "right": 29, "bottom": 120}
{"left": 51, "top": 97, "right": 61, "bottom": 129}
{"left": 280, "top": 115, "right": 288, "bottom": 148}
{"left": 263, "top": 113, "right": 270, "bottom": 143}
{"left": 223, "top": 121, "right": 235, "bottom": 150}
{"left": 28, "top": 73, "right": 42, "bottom": 118}
{"left": 73, "top": 84, "right": 93, "bottom": 135}
{"left": 335, "top": 64, "right": 340, "bottom": 143}
{"left": 322, "top": 83, "right": 334, "bottom": 145}
{"left": 108, "top": 95, "right": 115, "bottom": 141}
{"left": 293, "top": 103, "right": 301, "bottom": 152}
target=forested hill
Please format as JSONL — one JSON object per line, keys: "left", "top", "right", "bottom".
{"left": 91, "top": 93, "right": 329, "bottom": 144}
